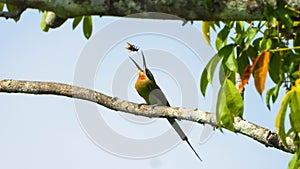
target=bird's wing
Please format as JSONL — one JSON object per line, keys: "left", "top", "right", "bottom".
{"left": 147, "top": 87, "right": 170, "bottom": 106}
{"left": 146, "top": 82, "right": 202, "bottom": 161}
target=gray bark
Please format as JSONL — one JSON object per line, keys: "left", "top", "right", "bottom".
{"left": 0, "top": 0, "right": 296, "bottom": 21}
{"left": 0, "top": 79, "right": 295, "bottom": 154}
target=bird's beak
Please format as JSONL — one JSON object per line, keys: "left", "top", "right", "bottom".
{"left": 129, "top": 56, "right": 143, "bottom": 72}
{"left": 129, "top": 51, "right": 147, "bottom": 74}
{"left": 141, "top": 51, "right": 147, "bottom": 72}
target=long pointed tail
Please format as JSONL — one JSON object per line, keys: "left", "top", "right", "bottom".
{"left": 167, "top": 118, "right": 202, "bottom": 161}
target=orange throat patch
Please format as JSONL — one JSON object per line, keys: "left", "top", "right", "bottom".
{"left": 138, "top": 71, "right": 147, "bottom": 81}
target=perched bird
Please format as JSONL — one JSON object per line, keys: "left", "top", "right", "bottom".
{"left": 127, "top": 44, "right": 202, "bottom": 161}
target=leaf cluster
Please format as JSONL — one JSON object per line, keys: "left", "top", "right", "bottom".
{"left": 201, "top": 1, "right": 300, "bottom": 168}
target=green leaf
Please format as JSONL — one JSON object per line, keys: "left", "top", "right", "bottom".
{"left": 40, "top": 11, "right": 49, "bottom": 32}
{"left": 283, "top": 13, "right": 293, "bottom": 31}
{"left": 216, "top": 79, "right": 244, "bottom": 131}
{"left": 225, "top": 49, "right": 238, "bottom": 72}
{"left": 200, "top": 53, "right": 221, "bottom": 96}
{"left": 218, "top": 44, "right": 234, "bottom": 58}
{"left": 266, "top": 87, "right": 275, "bottom": 110}
{"left": 269, "top": 52, "right": 281, "bottom": 83}
{"left": 291, "top": 71, "right": 300, "bottom": 81}
{"left": 214, "top": 21, "right": 221, "bottom": 28}
{"left": 253, "top": 37, "right": 263, "bottom": 49}
{"left": 207, "top": 54, "right": 221, "bottom": 83}
{"left": 237, "top": 46, "right": 256, "bottom": 76}
{"left": 218, "top": 64, "right": 226, "bottom": 85}
{"left": 269, "top": 16, "right": 277, "bottom": 28}
{"left": 293, "top": 34, "right": 300, "bottom": 54}
{"left": 218, "top": 44, "right": 238, "bottom": 72}
{"left": 266, "top": 81, "right": 282, "bottom": 110}
{"left": 288, "top": 61, "right": 296, "bottom": 74}
{"left": 0, "top": 3, "right": 4, "bottom": 11}
{"left": 235, "top": 21, "right": 244, "bottom": 33}
{"left": 200, "top": 68, "right": 208, "bottom": 96}
{"left": 246, "top": 45, "right": 258, "bottom": 57}
{"left": 245, "top": 27, "right": 258, "bottom": 49}
{"left": 290, "top": 113, "right": 300, "bottom": 133}
{"left": 290, "top": 91, "right": 300, "bottom": 133}
{"left": 288, "top": 148, "right": 300, "bottom": 169}
{"left": 264, "top": 28, "right": 278, "bottom": 38}
{"left": 216, "top": 80, "right": 227, "bottom": 131}
{"left": 272, "top": 81, "right": 282, "bottom": 103}
{"left": 282, "top": 52, "right": 297, "bottom": 73}
{"left": 83, "top": 16, "right": 93, "bottom": 39}
{"left": 220, "top": 104, "right": 235, "bottom": 131}
{"left": 73, "top": 16, "right": 83, "bottom": 30}
{"left": 266, "top": 38, "right": 272, "bottom": 50}
{"left": 224, "top": 21, "right": 234, "bottom": 28}
{"left": 7, "top": 4, "right": 15, "bottom": 11}
{"left": 210, "top": 21, "right": 217, "bottom": 32}
{"left": 7, "top": 4, "right": 16, "bottom": 11}
{"left": 233, "top": 22, "right": 245, "bottom": 46}
{"left": 216, "top": 26, "right": 230, "bottom": 50}
{"left": 224, "top": 79, "right": 244, "bottom": 117}
{"left": 7, "top": 4, "right": 20, "bottom": 22}
{"left": 290, "top": 55, "right": 300, "bottom": 64}
{"left": 233, "top": 33, "right": 244, "bottom": 46}
{"left": 259, "top": 38, "right": 272, "bottom": 50}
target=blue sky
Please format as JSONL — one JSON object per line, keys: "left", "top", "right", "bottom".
{"left": 0, "top": 9, "right": 292, "bottom": 169}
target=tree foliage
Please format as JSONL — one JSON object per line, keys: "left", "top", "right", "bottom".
{"left": 201, "top": 1, "right": 300, "bottom": 168}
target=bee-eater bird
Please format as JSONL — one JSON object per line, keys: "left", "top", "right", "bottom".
{"left": 128, "top": 47, "right": 202, "bottom": 161}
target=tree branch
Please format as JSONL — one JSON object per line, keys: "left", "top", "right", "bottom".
{"left": 0, "top": 0, "right": 295, "bottom": 21}
{"left": 0, "top": 79, "right": 295, "bottom": 153}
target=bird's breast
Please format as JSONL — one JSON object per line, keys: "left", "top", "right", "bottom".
{"left": 135, "top": 79, "right": 169, "bottom": 106}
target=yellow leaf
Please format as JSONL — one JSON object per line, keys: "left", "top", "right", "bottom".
{"left": 275, "top": 79, "right": 300, "bottom": 147}
{"left": 276, "top": 91, "right": 291, "bottom": 130}
{"left": 239, "top": 56, "right": 260, "bottom": 92}
{"left": 295, "top": 79, "right": 300, "bottom": 92}
{"left": 239, "top": 65, "right": 254, "bottom": 92}
{"left": 40, "top": 11, "right": 49, "bottom": 32}
{"left": 254, "top": 51, "right": 270, "bottom": 95}
{"left": 275, "top": 90, "right": 292, "bottom": 147}
{"left": 202, "top": 21, "right": 211, "bottom": 46}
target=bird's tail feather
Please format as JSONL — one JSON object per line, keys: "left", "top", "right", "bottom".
{"left": 167, "top": 118, "right": 202, "bottom": 161}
